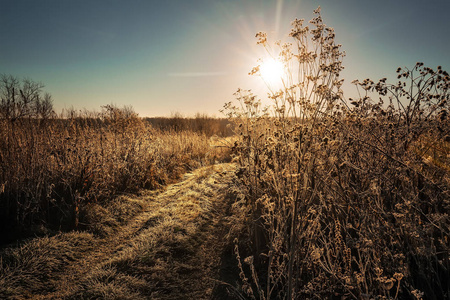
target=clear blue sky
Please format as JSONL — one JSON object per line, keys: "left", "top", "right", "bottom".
{"left": 1, "top": 0, "right": 449, "bottom": 117}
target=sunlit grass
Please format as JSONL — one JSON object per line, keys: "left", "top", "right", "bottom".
{"left": 0, "top": 163, "right": 237, "bottom": 299}
{"left": 0, "top": 105, "right": 232, "bottom": 244}
{"left": 0, "top": 5, "right": 449, "bottom": 300}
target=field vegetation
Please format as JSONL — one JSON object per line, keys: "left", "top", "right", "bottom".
{"left": 0, "top": 80, "right": 231, "bottom": 244}
{"left": 0, "top": 163, "right": 237, "bottom": 299}
{"left": 0, "top": 6, "right": 449, "bottom": 300}
{"left": 223, "top": 7, "right": 449, "bottom": 300}
{"left": 146, "top": 112, "right": 232, "bottom": 137}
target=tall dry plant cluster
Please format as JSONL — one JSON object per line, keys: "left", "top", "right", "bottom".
{"left": 0, "top": 79, "right": 229, "bottom": 243}
{"left": 224, "top": 7, "right": 449, "bottom": 299}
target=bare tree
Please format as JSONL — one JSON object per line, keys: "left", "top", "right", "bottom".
{"left": 0, "top": 74, "right": 55, "bottom": 120}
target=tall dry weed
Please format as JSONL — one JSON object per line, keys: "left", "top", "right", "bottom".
{"left": 225, "top": 7, "right": 449, "bottom": 299}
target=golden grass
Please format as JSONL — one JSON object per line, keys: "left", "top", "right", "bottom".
{"left": 0, "top": 163, "right": 238, "bottom": 299}
{"left": 0, "top": 107, "right": 232, "bottom": 244}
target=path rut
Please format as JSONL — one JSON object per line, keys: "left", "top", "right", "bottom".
{"left": 0, "top": 163, "right": 237, "bottom": 300}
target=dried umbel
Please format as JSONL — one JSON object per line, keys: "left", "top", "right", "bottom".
{"left": 225, "top": 7, "right": 449, "bottom": 300}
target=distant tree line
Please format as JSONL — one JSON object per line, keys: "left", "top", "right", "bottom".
{"left": 145, "top": 112, "right": 233, "bottom": 137}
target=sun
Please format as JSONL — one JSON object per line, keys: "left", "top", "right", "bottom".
{"left": 259, "top": 58, "right": 284, "bottom": 87}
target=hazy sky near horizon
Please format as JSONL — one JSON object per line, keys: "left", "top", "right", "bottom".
{"left": 1, "top": 0, "right": 450, "bottom": 117}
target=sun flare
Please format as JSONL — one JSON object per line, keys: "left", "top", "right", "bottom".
{"left": 259, "top": 58, "right": 284, "bottom": 86}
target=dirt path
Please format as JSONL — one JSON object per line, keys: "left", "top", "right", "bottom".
{"left": 0, "top": 163, "right": 238, "bottom": 300}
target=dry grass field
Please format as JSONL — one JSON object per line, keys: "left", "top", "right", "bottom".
{"left": 0, "top": 164, "right": 240, "bottom": 299}
{"left": 0, "top": 103, "right": 232, "bottom": 245}
{"left": 1, "top": 7, "right": 449, "bottom": 300}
